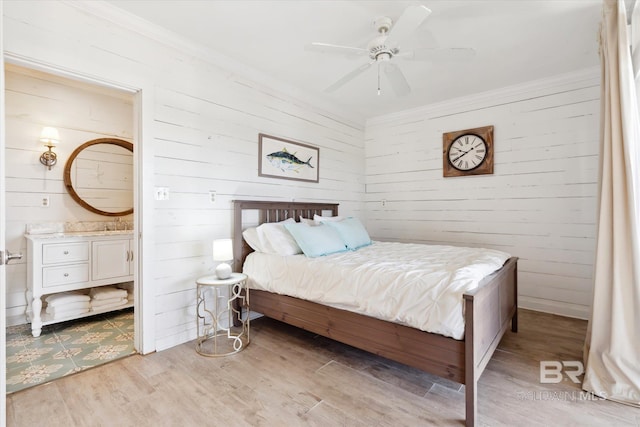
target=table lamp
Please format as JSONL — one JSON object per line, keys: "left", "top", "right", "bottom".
{"left": 212, "top": 238, "right": 233, "bottom": 279}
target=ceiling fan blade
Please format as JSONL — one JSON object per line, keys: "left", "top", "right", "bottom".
{"left": 385, "top": 5, "right": 432, "bottom": 48}
{"left": 325, "top": 61, "right": 375, "bottom": 93}
{"left": 383, "top": 62, "right": 410, "bottom": 97}
{"left": 305, "top": 42, "right": 368, "bottom": 57}
{"left": 397, "top": 47, "right": 476, "bottom": 61}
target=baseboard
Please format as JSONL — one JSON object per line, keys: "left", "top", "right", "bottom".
{"left": 6, "top": 314, "right": 28, "bottom": 328}
{"left": 156, "top": 327, "right": 196, "bottom": 352}
{"left": 519, "top": 296, "right": 590, "bottom": 320}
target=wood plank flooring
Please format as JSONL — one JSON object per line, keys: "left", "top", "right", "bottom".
{"left": 6, "top": 309, "right": 640, "bottom": 426}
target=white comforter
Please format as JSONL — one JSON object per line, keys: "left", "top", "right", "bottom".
{"left": 243, "top": 241, "right": 510, "bottom": 340}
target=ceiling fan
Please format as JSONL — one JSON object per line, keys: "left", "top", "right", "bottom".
{"left": 306, "top": 5, "right": 475, "bottom": 96}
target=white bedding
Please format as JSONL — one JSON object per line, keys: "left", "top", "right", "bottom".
{"left": 243, "top": 241, "right": 510, "bottom": 340}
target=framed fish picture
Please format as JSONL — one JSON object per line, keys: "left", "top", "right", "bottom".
{"left": 258, "top": 133, "right": 319, "bottom": 183}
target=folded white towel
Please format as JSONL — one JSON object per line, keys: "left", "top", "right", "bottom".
{"left": 90, "top": 286, "right": 128, "bottom": 300}
{"left": 45, "top": 292, "right": 90, "bottom": 306}
{"left": 91, "top": 297, "right": 128, "bottom": 308}
{"left": 91, "top": 297, "right": 127, "bottom": 307}
{"left": 46, "top": 301, "right": 90, "bottom": 315}
{"left": 49, "top": 307, "right": 90, "bottom": 320}
{"left": 91, "top": 299, "right": 128, "bottom": 311}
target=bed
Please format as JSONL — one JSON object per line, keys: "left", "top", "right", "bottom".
{"left": 232, "top": 200, "right": 518, "bottom": 427}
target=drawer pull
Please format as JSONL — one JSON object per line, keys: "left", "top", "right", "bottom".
{"left": 63, "top": 251, "right": 69, "bottom": 255}
{"left": 63, "top": 273, "right": 69, "bottom": 277}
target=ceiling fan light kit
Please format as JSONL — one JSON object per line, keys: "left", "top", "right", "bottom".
{"left": 307, "top": 5, "right": 475, "bottom": 97}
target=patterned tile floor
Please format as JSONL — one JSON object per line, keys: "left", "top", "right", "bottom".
{"left": 6, "top": 308, "right": 135, "bottom": 394}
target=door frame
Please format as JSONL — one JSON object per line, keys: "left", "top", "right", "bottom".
{"left": 1, "top": 1, "right": 8, "bottom": 419}
{"left": 1, "top": 53, "right": 149, "bottom": 354}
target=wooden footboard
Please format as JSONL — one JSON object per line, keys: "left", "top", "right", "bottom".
{"left": 232, "top": 200, "right": 518, "bottom": 427}
{"left": 463, "top": 256, "right": 518, "bottom": 426}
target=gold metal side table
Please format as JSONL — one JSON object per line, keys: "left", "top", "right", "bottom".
{"left": 195, "top": 273, "right": 250, "bottom": 357}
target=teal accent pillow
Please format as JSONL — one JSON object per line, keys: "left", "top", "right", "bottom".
{"left": 284, "top": 222, "right": 347, "bottom": 258}
{"left": 324, "top": 217, "right": 372, "bottom": 250}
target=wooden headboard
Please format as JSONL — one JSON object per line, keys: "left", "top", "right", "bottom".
{"left": 232, "top": 200, "right": 339, "bottom": 272}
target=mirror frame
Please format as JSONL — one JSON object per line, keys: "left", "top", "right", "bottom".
{"left": 63, "top": 138, "right": 134, "bottom": 217}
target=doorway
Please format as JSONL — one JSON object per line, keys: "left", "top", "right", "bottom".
{"left": 3, "top": 62, "right": 140, "bottom": 392}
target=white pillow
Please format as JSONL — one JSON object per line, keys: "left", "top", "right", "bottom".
{"left": 256, "top": 218, "right": 302, "bottom": 256}
{"left": 299, "top": 216, "right": 315, "bottom": 226}
{"left": 242, "top": 227, "right": 266, "bottom": 252}
{"left": 313, "top": 214, "right": 344, "bottom": 225}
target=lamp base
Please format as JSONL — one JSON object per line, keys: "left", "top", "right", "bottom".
{"left": 215, "top": 263, "right": 232, "bottom": 279}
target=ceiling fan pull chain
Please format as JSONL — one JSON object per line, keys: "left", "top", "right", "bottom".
{"left": 377, "top": 63, "right": 381, "bottom": 95}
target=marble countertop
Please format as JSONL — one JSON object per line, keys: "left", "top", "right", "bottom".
{"left": 25, "top": 230, "right": 133, "bottom": 240}
{"left": 25, "top": 221, "right": 133, "bottom": 239}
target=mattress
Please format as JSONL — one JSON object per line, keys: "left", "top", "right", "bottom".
{"left": 243, "top": 241, "right": 510, "bottom": 340}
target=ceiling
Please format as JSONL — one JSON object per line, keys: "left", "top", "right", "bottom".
{"left": 105, "top": 0, "right": 603, "bottom": 122}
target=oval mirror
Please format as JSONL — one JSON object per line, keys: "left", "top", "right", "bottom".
{"left": 64, "top": 138, "right": 133, "bottom": 216}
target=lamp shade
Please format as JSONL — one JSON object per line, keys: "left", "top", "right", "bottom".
{"left": 39, "top": 127, "right": 59, "bottom": 146}
{"left": 212, "top": 238, "right": 233, "bottom": 262}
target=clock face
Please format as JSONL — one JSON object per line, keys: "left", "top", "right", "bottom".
{"left": 447, "top": 134, "right": 487, "bottom": 171}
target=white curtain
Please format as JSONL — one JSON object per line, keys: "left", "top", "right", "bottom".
{"left": 583, "top": 0, "right": 640, "bottom": 407}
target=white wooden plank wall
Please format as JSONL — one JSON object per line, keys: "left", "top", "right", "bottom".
{"left": 4, "top": 65, "right": 134, "bottom": 326}
{"left": 364, "top": 72, "right": 600, "bottom": 319}
{"left": 151, "top": 77, "right": 365, "bottom": 350}
{"left": 3, "top": 2, "right": 366, "bottom": 350}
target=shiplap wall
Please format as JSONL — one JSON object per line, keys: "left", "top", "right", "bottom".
{"left": 4, "top": 64, "right": 134, "bottom": 326}
{"left": 365, "top": 70, "right": 600, "bottom": 319}
{"left": 3, "top": 2, "right": 365, "bottom": 351}
{"left": 151, "top": 79, "right": 364, "bottom": 349}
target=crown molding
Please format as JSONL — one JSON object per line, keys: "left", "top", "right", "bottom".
{"left": 64, "top": 1, "right": 366, "bottom": 128}
{"left": 366, "top": 66, "right": 601, "bottom": 126}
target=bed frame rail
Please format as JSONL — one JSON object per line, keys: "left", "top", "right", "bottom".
{"left": 249, "top": 289, "right": 467, "bottom": 381}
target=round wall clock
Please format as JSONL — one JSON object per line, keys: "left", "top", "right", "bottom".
{"left": 442, "top": 125, "right": 494, "bottom": 177}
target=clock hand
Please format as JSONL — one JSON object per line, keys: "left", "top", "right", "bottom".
{"left": 452, "top": 142, "right": 486, "bottom": 163}
{"left": 451, "top": 147, "right": 474, "bottom": 163}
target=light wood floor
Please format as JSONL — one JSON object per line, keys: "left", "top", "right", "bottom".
{"left": 6, "top": 309, "right": 640, "bottom": 426}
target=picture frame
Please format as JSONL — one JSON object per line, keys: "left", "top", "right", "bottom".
{"left": 258, "top": 133, "right": 319, "bottom": 183}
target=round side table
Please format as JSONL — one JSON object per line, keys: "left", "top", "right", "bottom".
{"left": 195, "top": 272, "right": 250, "bottom": 357}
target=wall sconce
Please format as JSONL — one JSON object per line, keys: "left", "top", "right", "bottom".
{"left": 39, "top": 127, "right": 59, "bottom": 170}
{"left": 212, "top": 238, "right": 233, "bottom": 279}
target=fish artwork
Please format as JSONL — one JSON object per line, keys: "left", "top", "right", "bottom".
{"left": 266, "top": 147, "right": 314, "bottom": 173}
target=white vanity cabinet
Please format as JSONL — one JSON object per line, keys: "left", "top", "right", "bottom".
{"left": 26, "top": 232, "right": 134, "bottom": 337}
{"left": 92, "top": 238, "right": 134, "bottom": 280}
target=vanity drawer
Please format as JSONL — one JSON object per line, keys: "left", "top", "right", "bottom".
{"left": 42, "top": 264, "right": 89, "bottom": 287}
{"left": 42, "top": 242, "right": 89, "bottom": 265}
